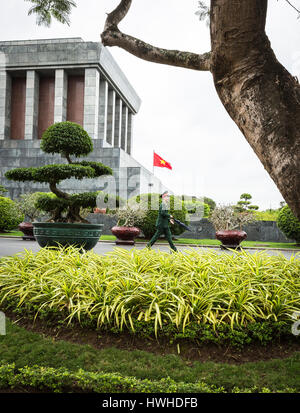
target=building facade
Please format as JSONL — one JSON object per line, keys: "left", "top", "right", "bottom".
{"left": 0, "top": 37, "right": 166, "bottom": 201}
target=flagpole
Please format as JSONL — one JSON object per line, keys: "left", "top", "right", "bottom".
{"left": 152, "top": 149, "right": 155, "bottom": 175}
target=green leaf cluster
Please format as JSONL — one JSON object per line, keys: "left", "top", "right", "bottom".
{"left": 26, "top": 1, "right": 77, "bottom": 27}
{"left": 1, "top": 246, "right": 299, "bottom": 342}
{"left": 34, "top": 191, "right": 102, "bottom": 213}
{"left": 0, "top": 361, "right": 297, "bottom": 393}
{"left": 0, "top": 185, "right": 7, "bottom": 196}
{"left": 183, "top": 200, "right": 210, "bottom": 218}
{"left": 0, "top": 197, "right": 24, "bottom": 232}
{"left": 277, "top": 205, "right": 300, "bottom": 242}
{"left": 4, "top": 122, "right": 113, "bottom": 223}
{"left": 40, "top": 121, "right": 93, "bottom": 157}
{"left": 128, "top": 193, "right": 189, "bottom": 239}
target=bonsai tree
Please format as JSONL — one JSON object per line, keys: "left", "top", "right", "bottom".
{"left": 5, "top": 122, "right": 113, "bottom": 223}
{"left": 182, "top": 195, "right": 216, "bottom": 214}
{"left": 234, "top": 193, "right": 259, "bottom": 213}
{"left": 209, "top": 205, "right": 255, "bottom": 231}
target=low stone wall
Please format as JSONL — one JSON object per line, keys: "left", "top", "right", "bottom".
{"left": 88, "top": 213, "right": 117, "bottom": 234}
{"left": 88, "top": 214, "right": 294, "bottom": 243}
{"left": 181, "top": 219, "right": 293, "bottom": 243}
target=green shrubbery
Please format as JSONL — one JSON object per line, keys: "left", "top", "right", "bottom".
{"left": 0, "top": 185, "right": 7, "bottom": 196}
{"left": 2, "top": 362, "right": 293, "bottom": 393}
{"left": 183, "top": 199, "right": 210, "bottom": 218}
{"left": 277, "top": 205, "right": 300, "bottom": 242}
{"left": 0, "top": 246, "right": 299, "bottom": 345}
{"left": 128, "top": 193, "right": 189, "bottom": 239}
{"left": 254, "top": 210, "right": 279, "bottom": 221}
{"left": 0, "top": 196, "right": 24, "bottom": 232}
{"left": 40, "top": 121, "right": 93, "bottom": 158}
{"left": 0, "top": 363, "right": 223, "bottom": 393}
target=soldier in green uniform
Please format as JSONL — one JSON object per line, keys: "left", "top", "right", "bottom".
{"left": 147, "top": 191, "right": 178, "bottom": 252}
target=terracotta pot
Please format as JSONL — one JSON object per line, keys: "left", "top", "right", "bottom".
{"left": 215, "top": 230, "right": 247, "bottom": 250}
{"left": 94, "top": 208, "right": 106, "bottom": 214}
{"left": 111, "top": 226, "right": 140, "bottom": 245}
{"left": 18, "top": 222, "right": 35, "bottom": 240}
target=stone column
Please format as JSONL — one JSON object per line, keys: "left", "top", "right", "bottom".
{"left": 54, "top": 69, "right": 68, "bottom": 123}
{"left": 83, "top": 68, "right": 100, "bottom": 139}
{"left": 114, "top": 96, "right": 122, "bottom": 148}
{"left": 98, "top": 77, "right": 108, "bottom": 142}
{"left": 0, "top": 71, "right": 11, "bottom": 140}
{"left": 24, "top": 70, "right": 39, "bottom": 140}
{"left": 126, "top": 111, "right": 133, "bottom": 154}
{"left": 121, "top": 104, "right": 128, "bottom": 151}
{"left": 106, "top": 88, "right": 115, "bottom": 146}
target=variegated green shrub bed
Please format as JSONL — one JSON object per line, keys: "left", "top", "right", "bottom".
{"left": 0, "top": 247, "right": 299, "bottom": 346}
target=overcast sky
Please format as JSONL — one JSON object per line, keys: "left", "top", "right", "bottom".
{"left": 1, "top": 0, "right": 299, "bottom": 209}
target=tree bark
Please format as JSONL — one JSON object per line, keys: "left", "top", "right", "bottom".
{"left": 101, "top": 0, "right": 300, "bottom": 220}
{"left": 210, "top": 0, "right": 300, "bottom": 220}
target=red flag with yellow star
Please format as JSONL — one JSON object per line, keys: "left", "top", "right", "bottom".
{"left": 153, "top": 152, "right": 172, "bottom": 170}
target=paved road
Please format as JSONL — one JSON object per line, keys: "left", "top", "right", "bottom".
{"left": 0, "top": 237, "right": 299, "bottom": 259}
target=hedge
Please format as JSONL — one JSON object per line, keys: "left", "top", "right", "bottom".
{"left": 0, "top": 363, "right": 296, "bottom": 393}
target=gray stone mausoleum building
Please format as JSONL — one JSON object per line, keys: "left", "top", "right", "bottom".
{"left": 0, "top": 37, "right": 166, "bottom": 201}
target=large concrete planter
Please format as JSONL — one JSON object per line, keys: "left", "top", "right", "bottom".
{"left": 215, "top": 230, "right": 247, "bottom": 250}
{"left": 33, "top": 222, "right": 103, "bottom": 251}
{"left": 111, "top": 226, "right": 140, "bottom": 245}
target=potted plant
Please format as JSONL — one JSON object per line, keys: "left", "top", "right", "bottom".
{"left": 110, "top": 205, "right": 147, "bottom": 245}
{"left": 209, "top": 205, "right": 255, "bottom": 249}
{"left": 16, "top": 192, "right": 47, "bottom": 240}
{"left": 5, "top": 121, "right": 113, "bottom": 251}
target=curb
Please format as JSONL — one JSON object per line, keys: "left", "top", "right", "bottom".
{"left": 0, "top": 236, "right": 299, "bottom": 253}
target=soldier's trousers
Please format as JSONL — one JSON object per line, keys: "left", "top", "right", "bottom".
{"left": 147, "top": 227, "right": 177, "bottom": 252}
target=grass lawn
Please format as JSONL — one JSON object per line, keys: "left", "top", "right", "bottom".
{"left": 0, "top": 317, "right": 299, "bottom": 392}
{"left": 0, "top": 231, "right": 23, "bottom": 237}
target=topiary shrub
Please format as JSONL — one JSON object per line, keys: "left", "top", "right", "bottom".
{"left": 203, "top": 196, "right": 216, "bottom": 213}
{"left": 5, "top": 122, "right": 113, "bottom": 223}
{"left": 0, "top": 196, "right": 24, "bottom": 232}
{"left": 128, "top": 193, "right": 189, "bottom": 239}
{"left": 277, "top": 205, "right": 300, "bottom": 242}
{"left": 183, "top": 200, "right": 210, "bottom": 218}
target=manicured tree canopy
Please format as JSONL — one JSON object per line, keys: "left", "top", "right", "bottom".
{"left": 41, "top": 121, "right": 93, "bottom": 157}
{"left": 5, "top": 122, "right": 113, "bottom": 223}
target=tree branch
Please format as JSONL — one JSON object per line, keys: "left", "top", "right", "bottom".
{"left": 101, "top": 0, "right": 211, "bottom": 72}
{"left": 284, "top": 0, "right": 300, "bottom": 14}
{"left": 50, "top": 182, "right": 70, "bottom": 199}
{"left": 104, "top": 0, "right": 133, "bottom": 29}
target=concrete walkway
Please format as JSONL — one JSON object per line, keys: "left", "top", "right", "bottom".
{"left": 0, "top": 237, "right": 299, "bottom": 259}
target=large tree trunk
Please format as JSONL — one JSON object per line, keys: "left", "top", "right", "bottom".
{"left": 210, "top": 0, "right": 300, "bottom": 219}
{"left": 101, "top": 0, "right": 300, "bottom": 220}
